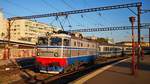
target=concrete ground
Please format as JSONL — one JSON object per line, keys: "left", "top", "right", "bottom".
{"left": 72, "top": 55, "right": 150, "bottom": 84}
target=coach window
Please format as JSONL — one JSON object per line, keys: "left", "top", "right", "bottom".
{"left": 92, "top": 45, "right": 94, "bottom": 48}
{"left": 74, "top": 41, "right": 76, "bottom": 46}
{"left": 81, "top": 43, "right": 83, "bottom": 47}
{"left": 99, "top": 47, "right": 101, "bottom": 51}
{"left": 104, "top": 47, "right": 108, "bottom": 51}
{"left": 87, "top": 44, "right": 89, "bottom": 47}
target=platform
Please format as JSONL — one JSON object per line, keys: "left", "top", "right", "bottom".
{"left": 71, "top": 55, "right": 150, "bottom": 84}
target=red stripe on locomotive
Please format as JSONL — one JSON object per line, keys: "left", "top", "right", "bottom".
{"left": 36, "top": 57, "right": 67, "bottom": 67}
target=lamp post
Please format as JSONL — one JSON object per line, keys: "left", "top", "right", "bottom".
{"left": 4, "top": 20, "right": 11, "bottom": 59}
{"left": 141, "top": 36, "right": 144, "bottom": 60}
{"left": 129, "top": 16, "right": 136, "bottom": 75}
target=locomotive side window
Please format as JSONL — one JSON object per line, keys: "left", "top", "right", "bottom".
{"left": 38, "top": 37, "right": 48, "bottom": 45}
{"left": 63, "top": 39, "right": 70, "bottom": 46}
{"left": 87, "top": 44, "right": 89, "bottom": 47}
{"left": 81, "top": 43, "right": 83, "bottom": 47}
{"left": 50, "top": 37, "right": 62, "bottom": 46}
{"left": 77, "top": 42, "right": 80, "bottom": 47}
{"left": 74, "top": 41, "right": 76, "bottom": 46}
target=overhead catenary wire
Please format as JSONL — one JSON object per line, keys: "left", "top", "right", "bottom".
{"left": 49, "top": 17, "right": 57, "bottom": 25}
{"left": 5, "top": 0, "right": 39, "bottom": 22}
{"left": 41, "top": 0, "right": 65, "bottom": 29}
{"left": 65, "top": 15, "right": 72, "bottom": 30}
{"left": 41, "top": 0, "right": 60, "bottom": 12}
{"left": 141, "top": 9, "right": 150, "bottom": 14}
{"left": 41, "top": 0, "right": 75, "bottom": 30}
{"left": 80, "top": 0, "right": 104, "bottom": 27}
{"left": 68, "top": 24, "right": 150, "bottom": 32}
{"left": 127, "top": 7, "right": 137, "bottom": 16}
{"left": 59, "top": 0, "right": 87, "bottom": 30}
{"left": 60, "top": 0, "right": 91, "bottom": 29}
{"left": 8, "top": 2, "right": 142, "bottom": 20}
{"left": 60, "top": 0, "right": 74, "bottom": 9}
{"left": 6, "top": 0, "right": 36, "bottom": 14}
{"left": 56, "top": 16, "right": 64, "bottom": 30}
{"left": 82, "top": 0, "right": 115, "bottom": 27}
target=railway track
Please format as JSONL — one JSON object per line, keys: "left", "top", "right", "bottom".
{"left": 12, "top": 56, "right": 129, "bottom": 84}
{"left": 46, "top": 57, "right": 128, "bottom": 84}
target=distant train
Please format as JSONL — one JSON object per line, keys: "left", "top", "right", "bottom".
{"left": 97, "top": 44, "right": 132, "bottom": 57}
{"left": 35, "top": 32, "right": 132, "bottom": 74}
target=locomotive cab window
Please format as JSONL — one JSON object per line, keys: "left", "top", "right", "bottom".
{"left": 50, "top": 37, "right": 62, "bottom": 46}
{"left": 38, "top": 37, "right": 48, "bottom": 45}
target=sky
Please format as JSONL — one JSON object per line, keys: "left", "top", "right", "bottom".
{"left": 0, "top": 0, "right": 150, "bottom": 42}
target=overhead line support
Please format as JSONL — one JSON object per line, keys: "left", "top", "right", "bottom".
{"left": 7, "top": 2, "right": 141, "bottom": 20}
{"left": 68, "top": 25, "right": 149, "bottom": 32}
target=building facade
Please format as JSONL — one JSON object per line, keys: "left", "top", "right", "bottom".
{"left": 0, "top": 10, "right": 7, "bottom": 40}
{"left": 10, "top": 19, "right": 58, "bottom": 43}
{"left": 0, "top": 10, "right": 58, "bottom": 44}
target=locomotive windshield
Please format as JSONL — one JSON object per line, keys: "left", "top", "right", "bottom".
{"left": 38, "top": 37, "right": 48, "bottom": 45}
{"left": 50, "top": 37, "right": 62, "bottom": 46}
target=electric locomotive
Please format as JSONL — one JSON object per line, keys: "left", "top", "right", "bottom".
{"left": 36, "top": 32, "right": 97, "bottom": 74}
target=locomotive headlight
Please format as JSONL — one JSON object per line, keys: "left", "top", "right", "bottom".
{"left": 37, "top": 52, "right": 40, "bottom": 56}
{"left": 54, "top": 52, "right": 59, "bottom": 57}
